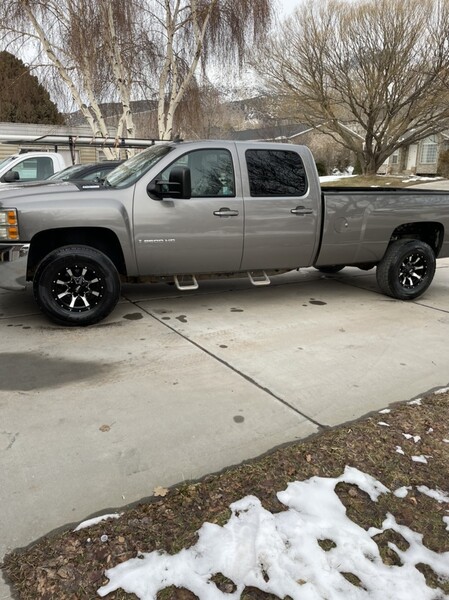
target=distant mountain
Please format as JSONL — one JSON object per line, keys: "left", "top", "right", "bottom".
{"left": 64, "top": 91, "right": 298, "bottom": 138}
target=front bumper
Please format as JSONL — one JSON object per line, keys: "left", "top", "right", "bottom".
{"left": 0, "top": 243, "right": 30, "bottom": 291}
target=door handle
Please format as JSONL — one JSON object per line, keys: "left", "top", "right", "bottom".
{"left": 291, "top": 206, "right": 313, "bottom": 215}
{"left": 213, "top": 208, "right": 239, "bottom": 217}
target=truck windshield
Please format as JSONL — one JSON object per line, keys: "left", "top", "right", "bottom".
{"left": 105, "top": 144, "right": 173, "bottom": 188}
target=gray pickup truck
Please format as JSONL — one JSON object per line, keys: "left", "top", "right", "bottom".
{"left": 1, "top": 140, "right": 448, "bottom": 326}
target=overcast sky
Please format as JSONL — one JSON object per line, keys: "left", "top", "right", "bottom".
{"left": 279, "top": 0, "right": 299, "bottom": 13}
{"left": 279, "top": 0, "right": 358, "bottom": 14}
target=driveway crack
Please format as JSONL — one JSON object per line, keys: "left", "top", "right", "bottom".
{"left": 123, "top": 296, "right": 327, "bottom": 430}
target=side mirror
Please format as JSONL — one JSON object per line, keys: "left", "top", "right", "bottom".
{"left": 147, "top": 166, "right": 191, "bottom": 200}
{"left": 1, "top": 170, "right": 20, "bottom": 183}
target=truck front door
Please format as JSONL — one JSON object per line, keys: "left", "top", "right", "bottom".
{"left": 133, "top": 147, "right": 244, "bottom": 276}
{"left": 2, "top": 155, "right": 56, "bottom": 183}
{"left": 237, "top": 147, "right": 320, "bottom": 270}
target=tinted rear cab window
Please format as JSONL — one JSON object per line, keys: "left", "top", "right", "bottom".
{"left": 245, "top": 149, "right": 308, "bottom": 197}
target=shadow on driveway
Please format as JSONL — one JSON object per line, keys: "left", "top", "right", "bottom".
{"left": 0, "top": 352, "right": 112, "bottom": 391}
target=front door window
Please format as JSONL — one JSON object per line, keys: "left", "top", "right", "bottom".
{"left": 160, "top": 149, "right": 235, "bottom": 197}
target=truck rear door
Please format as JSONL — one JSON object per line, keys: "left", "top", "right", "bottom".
{"left": 236, "top": 146, "right": 321, "bottom": 270}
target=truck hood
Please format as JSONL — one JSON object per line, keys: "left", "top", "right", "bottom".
{"left": 0, "top": 181, "right": 103, "bottom": 207}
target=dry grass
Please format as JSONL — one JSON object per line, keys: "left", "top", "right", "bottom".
{"left": 2, "top": 392, "right": 449, "bottom": 599}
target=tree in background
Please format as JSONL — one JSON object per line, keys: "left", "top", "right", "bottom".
{"left": 0, "top": 0, "right": 272, "bottom": 155}
{"left": 149, "top": 0, "right": 271, "bottom": 140}
{"left": 1, "top": 0, "right": 142, "bottom": 158}
{"left": 0, "top": 51, "right": 63, "bottom": 124}
{"left": 256, "top": 0, "right": 449, "bottom": 174}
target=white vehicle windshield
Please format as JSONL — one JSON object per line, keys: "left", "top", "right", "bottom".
{"left": 105, "top": 145, "right": 173, "bottom": 188}
{"left": 0, "top": 156, "right": 15, "bottom": 170}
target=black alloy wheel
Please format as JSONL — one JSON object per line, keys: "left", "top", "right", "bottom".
{"left": 376, "top": 239, "right": 436, "bottom": 300}
{"left": 33, "top": 245, "right": 121, "bottom": 326}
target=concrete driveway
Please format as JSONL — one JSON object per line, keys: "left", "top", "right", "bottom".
{"left": 1, "top": 262, "right": 449, "bottom": 598}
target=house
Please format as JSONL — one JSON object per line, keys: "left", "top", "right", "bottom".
{"left": 378, "top": 133, "right": 449, "bottom": 176}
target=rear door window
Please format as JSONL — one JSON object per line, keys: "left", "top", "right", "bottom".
{"left": 245, "top": 149, "right": 308, "bottom": 197}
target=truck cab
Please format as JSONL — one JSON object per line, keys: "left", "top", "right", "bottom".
{"left": 0, "top": 152, "right": 66, "bottom": 183}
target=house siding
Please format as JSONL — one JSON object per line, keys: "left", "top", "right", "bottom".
{"left": 377, "top": 148, "right": 405, "bottom": 175}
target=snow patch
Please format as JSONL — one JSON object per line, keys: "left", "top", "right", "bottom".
{"left": 395, "top": 446, "right": 405, "bottom": 455}
{"left": 402, "top": 433, "right": 421, "bottom": 443}
{"left": 97, "top": 468, "right": 449, "bottom": 600}
{"left": 407, "top": 398, "right": 422, "bottom": 406}
{"left": 417, "top": 486, "right": 449, "bottom": 504}
{"left": 320, "top": 174, "right": 356, "bottom": 183}
{"left": 435, "top": 387, "right": 449, "bottom": 395}
{"left": 393, "top": 486, "right": 411, "bottom": 498}
{"left": 411, "top": 455, "right": 429, "bottom": 464}
{"left": 73, "top": 513, "right": 121, "bottom": 532}
{"left": 377, "top": 421, "right": 390, "bottom": 427}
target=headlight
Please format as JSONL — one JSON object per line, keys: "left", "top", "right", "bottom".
{"left": 0, "top": 209, "right": 19, "bottom": 240}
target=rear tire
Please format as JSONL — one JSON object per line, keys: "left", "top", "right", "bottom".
{"left": 376, "top": 239, "right": 435, "bottom": 300}
{"left": 33, "top": 245, "right": 121, "bottom": 326}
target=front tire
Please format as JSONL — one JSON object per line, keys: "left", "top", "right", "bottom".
{"left": 376, "top": 239, "right": 436, "bottom": 300}
{"left": 33, "top": 245, "right": 121, "bottom": 326}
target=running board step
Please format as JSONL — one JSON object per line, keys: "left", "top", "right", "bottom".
{"left": 247, "top": 271, "right": 271, "bottom": 286}
{"left": 174, "top": 274, "right": 199, "bottom": 291}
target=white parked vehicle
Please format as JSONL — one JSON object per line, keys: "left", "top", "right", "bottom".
{"left": 0, "top": 152, "right": 66, "bottom": 183}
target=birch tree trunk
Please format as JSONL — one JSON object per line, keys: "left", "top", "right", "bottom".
{"left": 22, "top": 3, "right": 116, "bottom": 158}
{"left": 158, "top": 0, "right": 218, "bottom": 140}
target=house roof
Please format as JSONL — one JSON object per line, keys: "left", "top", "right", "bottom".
{"left": 227, "top": 123, "right": 311, "bottom": 141}
{"left": 0, "top": 122, "right": 92, "bottom": 138}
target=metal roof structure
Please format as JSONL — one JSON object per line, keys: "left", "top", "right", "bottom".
{"left": 0, "top": 133, "right": 164, "bottom": 149}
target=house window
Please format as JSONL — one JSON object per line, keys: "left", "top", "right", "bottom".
{"left": 420, "top": 136, "right": 438, "bottom": 164}
{"left": 391, "top": 150, "right": 399, "bottom": 165}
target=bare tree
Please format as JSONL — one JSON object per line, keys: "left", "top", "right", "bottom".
{"left": 256, "top": 0, "right": 449, "bottom": 174}
{"left": 0, "top": 0, "right": 148, "bottom": 158}
{"left": 136, "top": 0, "right": 272, "bottom": 139}
{"left": 0, "top": 0, "right": 272, "bottom": 149}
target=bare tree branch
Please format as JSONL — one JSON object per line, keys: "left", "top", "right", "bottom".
{"left": 256, "top": 0, "right": 449, "bottom": 174}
